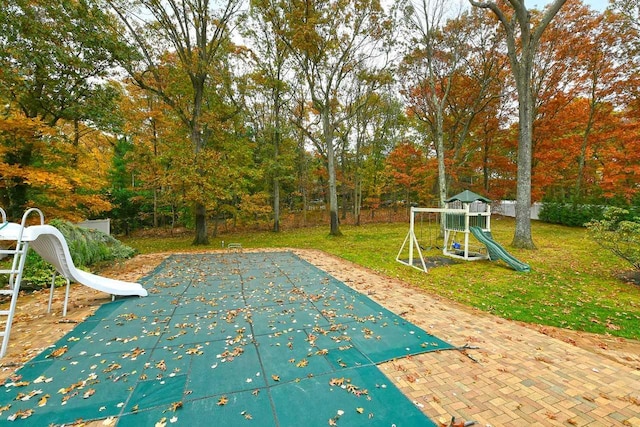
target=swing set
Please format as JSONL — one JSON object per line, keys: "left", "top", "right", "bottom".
{"left": 396, "top": 190, "right": 492, "bottom": 272}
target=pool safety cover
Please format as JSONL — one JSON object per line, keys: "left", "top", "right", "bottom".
{"left": 1, "top": 252, "right": 453, "bottom": 426}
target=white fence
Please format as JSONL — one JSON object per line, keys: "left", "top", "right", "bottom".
{"left": 492, "top": 201, "right": 542, "bottom": 220}
{"left": 77, "top": 219, "right": 111, "bottom": 235}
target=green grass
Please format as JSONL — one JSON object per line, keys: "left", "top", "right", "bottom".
{"left": 122, "top": 218, "right": 640, "bottom": 341}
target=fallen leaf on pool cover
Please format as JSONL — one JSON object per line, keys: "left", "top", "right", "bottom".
{"left": 47, "top": 345, "right": 68, "bottom": 358}
{"left": 329, "top": 377, "right": 345, "bottom": 386}
{"left": 11, "top": 381, "right": 30, "bottom": 387}
{"left": 296, "top": 359, "right": 308, "bottom": 368}
{"left": 217, "top": 396, "right": 229, "bottom": 406}
{"left": 271, "top": 375, "right": 280, "bottom": 382}
{"left": 186, "top": 347, "right": 203, "bottom": 355}
{"left": 38, "top": 394, "right": 50, "bottom": 407}
{"left": 7, "top": 409, "right": 34, "bottom": 421}
{"left": 166, "top": 401, "right": 183, "bottom": 412}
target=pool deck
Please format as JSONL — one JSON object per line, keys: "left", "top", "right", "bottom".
{"left": 2, "top": 249, "right": 639, "bottom": 427}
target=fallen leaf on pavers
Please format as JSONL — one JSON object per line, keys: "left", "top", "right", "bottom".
{"left": 217, "top": 396, "right": 229, "bottom": 406}
{"left": 46, "top": 346, "right": 68, "bottom": 358}
{"left": 535, "top": 355, "right": 553, "bottom": 364}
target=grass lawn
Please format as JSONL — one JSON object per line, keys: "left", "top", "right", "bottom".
{"left": 122, "top": 217, "right": 640, "bottom": 341}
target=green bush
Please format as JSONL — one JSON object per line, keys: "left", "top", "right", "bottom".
{"left": 586, "top": 207, "right": 640, "bottom": 271}
{"left": 539, "top": 202, "right": 605, "bottom": 227}
{"left": 17, "top": 220, "right": 137, "bottom": 290}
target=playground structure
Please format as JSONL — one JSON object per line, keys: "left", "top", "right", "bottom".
{"left": 397, "top": 190, "right": 530, "bottom": 273}
{"left": 0, "top": 207, "right": 147, "bottom": 358}
{"left": 397, "top": 190, "right": 492, "bottom": 272}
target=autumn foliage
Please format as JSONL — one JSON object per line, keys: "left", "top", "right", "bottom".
{"left": 0, "top": 0, "right": 638, "bottom": 232}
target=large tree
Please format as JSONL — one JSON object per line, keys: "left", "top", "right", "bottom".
{"left": 0, "top": 0, "right": 130, "bottom": 219}
{"left": 243, "top": 3, "right": 294, "bottom": 232}
{"left": 470, "top": 0, "right": 567, "bottom": 249}
{"left": 257, "top": 0, "right": 392, "bottom": 236}
{"left": 106, "top": 0, "right": 242, "bottom": 245}
{"left": 399, "top": 0, "right": 467, "bottom": 208}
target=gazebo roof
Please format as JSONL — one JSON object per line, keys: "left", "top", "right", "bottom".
{"left": 445, "top": 190, "right": 491, "bottom": 204}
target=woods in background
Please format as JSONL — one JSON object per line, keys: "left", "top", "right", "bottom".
{"left": 1, "top": 0, "right": 638, "bottom": 238}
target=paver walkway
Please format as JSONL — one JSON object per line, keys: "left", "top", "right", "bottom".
{"left": 1, "top": 249, "right": 639, "bottom": 426}
{"left": 304, "top": 250, "right": 640, "bottom": 427}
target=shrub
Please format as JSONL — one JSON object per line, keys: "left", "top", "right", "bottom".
{"left": 539, "top": 202, "right": 604, "bottom": 227}
{"left": 586, "top": 207, "right": 640, "bottom": 271}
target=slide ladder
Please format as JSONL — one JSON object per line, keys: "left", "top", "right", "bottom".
{"left": 0, "top": 208, "right": 42, "bottom": 357}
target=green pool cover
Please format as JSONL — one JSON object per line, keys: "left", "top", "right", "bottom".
{"left": 1, "top": 252, "right": 454, "bottom": 426}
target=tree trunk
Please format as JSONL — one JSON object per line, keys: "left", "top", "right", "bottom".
{"left": 323, "top": 108, "right": 342, "bottom": 236}
{"left": 512, "top": 67, "right": 536, "bottom": 249}
{"left": 191, "top": 95, "right": 209, "bottom": 245}
{"left": 193, "top": 201, "right": 209, "bottom": 245}
{"left": 435, "top": 108, "right": 447, "bottom": 208}
{"left": 575, "top": 100, "right": 596, "bottom": 202}
{"left": 273, "top": 177, "right": 280, "bottom": 232}
{"left": 354, "top": 173, "right": 361, "bottom": 226}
